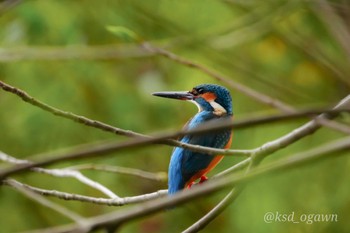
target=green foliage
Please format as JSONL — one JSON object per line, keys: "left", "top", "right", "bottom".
{"left": 106, "top": 25, "right": 141, "bottom": 42}
{"left": 0, "top": 0, "right": 350, "bottom": 233}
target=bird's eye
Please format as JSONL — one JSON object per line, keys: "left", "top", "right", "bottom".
{"left": 191, "top": 87, "right": 205, "bottom": 96}
{"left": 197, "top": 88, "right": 204, "bottom": 94}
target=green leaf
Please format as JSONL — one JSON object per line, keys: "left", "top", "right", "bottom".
{"left": 106, "top": 25, "right": 141, "bottom": 42}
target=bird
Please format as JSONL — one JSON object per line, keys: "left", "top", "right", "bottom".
{"left": 152, "top": 84, "right": 233, "bottom": 195}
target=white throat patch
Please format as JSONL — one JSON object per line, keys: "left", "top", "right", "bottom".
{"left": 209, "top": 101, "right": 227, "bottom": 116}
{"left": 188, "top": 99, "right": 227, "bottom": 115}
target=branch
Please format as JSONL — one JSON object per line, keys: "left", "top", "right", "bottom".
{"left": 30, "top": 136, "right": 350, "bottom": 233}
{"left": 0, "top": 80, "right": 249, "bottom": 157}
{"left": 0, "top": 152, "right": 119, "bottom": 198}
{"left": 141, "top": 42, "right": 293, "bottom": 113}
{"left": 0, "top": 45, "right": 152, "bottom": 62}
{"left": 2, "top": 179, "right": 167, "bottom": 206}
{"left": 1, "top": 151, "right": 168, "bottom": 207}
{"left": 35, "top": 168, "right": 119, "bottom": 199}
{"left": 141, "top": 42, "right": 350, "bottom": 134}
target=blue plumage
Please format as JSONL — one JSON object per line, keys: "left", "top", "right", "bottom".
{"left": 153, "top": 84, "right": 233, "bottom": 195}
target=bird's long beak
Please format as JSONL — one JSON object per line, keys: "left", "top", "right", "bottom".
{"left": 152, "top": 91, "right": 194, "bottom": 100}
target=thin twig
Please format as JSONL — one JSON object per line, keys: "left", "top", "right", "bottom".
{"left": 0, "top": 45, "right": 152, "bottom": 62}
{"left": 142, "top": 43, "right": 350, "bottom": 134}
{"left": 0, "top": 152, "right": 119, "bottom": 198}
{"left": 142, "top": 42, "right": 294, "bottom": 113}
{"left": 2, "top": 179, "right": 167, "bottom": 206}
{"left": 35, "top": 168, "right": 119, "bottom": 199}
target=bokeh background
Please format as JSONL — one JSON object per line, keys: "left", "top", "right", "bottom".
{"left": 1, "top": 0, "right": 350, "bottom": 232}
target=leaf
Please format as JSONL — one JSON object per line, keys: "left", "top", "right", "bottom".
{"left": 106, "top": 25, "right": 141, "bottom": 42}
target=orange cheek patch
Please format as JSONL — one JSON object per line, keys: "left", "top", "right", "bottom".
{"left": 201, "top": 92, "right": 216, "bottom": 101}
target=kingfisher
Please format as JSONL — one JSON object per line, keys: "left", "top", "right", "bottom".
{"left": 153, "top": 84, "right": 233, "bottom": 195}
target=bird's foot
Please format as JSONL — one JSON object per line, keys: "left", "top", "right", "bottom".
{"left": 187, "top": 176, "right": 208, "bottom": 189}
{"left": 187, "top": 182, "right": 195, "bottom": 189}
{"left": 199, "top": 175, "right": 208, "bottom": 184}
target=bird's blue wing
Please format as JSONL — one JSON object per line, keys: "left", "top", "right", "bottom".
{"left": 181, "top": 128, "right": 231, "bottom": 183}
{"left": 168, "top": 113, "right": 232, "bottom": 194}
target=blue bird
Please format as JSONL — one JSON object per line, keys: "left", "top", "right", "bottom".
{"left": 153, "top": 84, "right": 233, "bottom": 195}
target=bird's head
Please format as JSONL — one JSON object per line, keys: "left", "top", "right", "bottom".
{"left": 152, "top": 84, "right": 232, "bottom": 116}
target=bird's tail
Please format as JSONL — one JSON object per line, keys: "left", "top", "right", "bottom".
{"left": 168, "top": 180, "right": 185, "bottom": 195}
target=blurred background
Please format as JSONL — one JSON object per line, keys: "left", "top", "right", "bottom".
{"left": 0, "top": 0, "right": 350, "bottom": 232}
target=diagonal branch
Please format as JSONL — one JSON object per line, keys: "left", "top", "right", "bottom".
{"left": 0, "top": 80, "right": 250, "bottom": 157}
{"left": 141, "top": 42, "right": 350, "bottom": 134}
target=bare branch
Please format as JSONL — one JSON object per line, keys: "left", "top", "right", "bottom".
{"left": 0, "top": 80, "right": 144, "bottom": 138}
{"left": 35, "top": 168, "right": 119, "bottom": 199}
{"left": 0, "top": 152, "right": 118, "bottom": 198}
{"left": 30, "top": 136, "right": 350, "bottom": 233}
{"left": 0, "top": 45, "right": 152, "bottom": 62}
{"left": 2, "top": 179, "right": 167, "bottom": 206}
{"left": 141, "top": 43, "right": 350, "bottom": 134}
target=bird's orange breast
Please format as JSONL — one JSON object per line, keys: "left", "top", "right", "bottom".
{"left": 185, "top": 133, "right": 233, "bottom": 188}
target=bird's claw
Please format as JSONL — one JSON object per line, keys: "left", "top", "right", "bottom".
{"left": 187, "top": 176, "right": 208, "bottom": 189}
{"left": 199, "top": 175, "right": 208, "bottom": 183}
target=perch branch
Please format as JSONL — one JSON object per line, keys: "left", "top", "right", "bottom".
{"left": 3, "top": 179, "right": 167, "bottom": 206}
